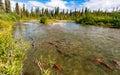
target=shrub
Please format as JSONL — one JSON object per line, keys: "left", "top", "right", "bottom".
{"left": 110, "top": 13, "right": 120, "bottom": 28}
{"left": 40, "top": 17, "right": 52, "bottom": 25}
{"left": 76, "top": 14, "right": 120, "bottom": 28}
{"left": 0, "top": 11, "right": 19, "bottom": 21}
{"left": 40, "top": 17, "right": 48, "bottom": 23}
{"left": 111, "top": 18, "right": 120, "bottom": 28}
{"left": 76, "top": 15, "right": 96, "bottom": 25}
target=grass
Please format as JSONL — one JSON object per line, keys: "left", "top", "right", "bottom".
{"left": 21, "top": 17, "right": 40, "bottom": 21}
{"left": 0, "top": 11, "right": 30, "bottom": 75}
{"left": 0, "top": 10, "right": 51, "bottom": 75}
{"left": 0, "top": 10, "right": 53, "bottom": 75}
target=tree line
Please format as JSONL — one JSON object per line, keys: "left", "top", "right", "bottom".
{"left": 0, "top": 0, "right": 120, "bottom": 28}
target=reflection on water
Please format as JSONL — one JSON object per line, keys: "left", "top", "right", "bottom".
{"left": 13, "top": 21, "right": 120, "bottom": 75}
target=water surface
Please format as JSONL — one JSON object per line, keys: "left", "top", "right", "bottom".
{"left": 13, "top": 21, "right": 120, "bottom": 75}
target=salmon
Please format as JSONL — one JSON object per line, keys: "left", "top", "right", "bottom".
{"left": 89, "top": 58, "right": 113, "bottom": 70}
{"left": 112, "top": 60, "right": 120, "bottom": 67}
{"left": 53, "top": 64, "right": 62, "bottom": 71}
{"left": 100, "top": 62, "right": 113, "bottom": 70}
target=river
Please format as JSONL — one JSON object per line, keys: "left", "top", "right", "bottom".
{"left": 13, "top": 21, "right": 120, "bottom": 75}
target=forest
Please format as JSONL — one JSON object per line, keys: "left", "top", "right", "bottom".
{"left": 0, "top": 0, "right": 120, "bottom": 75}
{"left": 1, "top": 0, "right": 120, "bottom": 27}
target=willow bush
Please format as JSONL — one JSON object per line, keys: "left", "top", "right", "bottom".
{"left": 40, "top": 17, "right": 53, "bottom": 25}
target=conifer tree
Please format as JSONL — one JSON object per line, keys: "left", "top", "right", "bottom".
{"left": 5, "top": 0, "right": 8, "bottom": 13}
{"left": 30, "top": 7, "right": 34, "bottom": 17}
{"left": 8, "top": 0, "right": 11, "bottom": 12}
{"left": 69, "top": 9, "right": 72, "bottom": 16}
{"left": 35, "top": 7, "right": 40, "bottom": 18}
{"left": 85, "top": 7, "right": 89, "bottom": 14}
{"left": 23, "top": 4, "right": 26, "bottom": 16}
{"left": 41, "top": 8, "right": 44, "bottom": 16}
{"left": 62, "top": 9, "right": 65, "bottom": 14}
{"left": 25, "top": 9, "right": 29, "bottom": 17}
{"left": 20, "top": 8, "right": 23, "bottom": 18}
{"left": 45, "top": 8, "right": 48, "bottom": 16}
{"left": 5, "top": 0, "right": 11, "bottom": 13}
{"left": 55, "top": 7, "right": 59, "bottom": 15}
{"left": 50, "top": 10, "right": 54, "bottom": 17}
{"left": 15, "top": 2, "right": 20, "bottom": 15}
{"left": 0, "top": 0, "right": 4, "bottom": 10}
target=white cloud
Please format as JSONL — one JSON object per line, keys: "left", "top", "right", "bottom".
{"left": 11, "top": 0, "right": 16, "bottom": 10}
{"left": 10, "top": 0, "right": 120, "bottom": 12}
{"left": 10, "top": 0, "right": 69, "bottom": 11}
{"left": 45, "top": 0, "right": 68, "bottom": 9}
{"left": 27, "top": 0, "right": 69, "bottom": 10}
{"left": 81, "top": 0, "right": 120, "bottom": 11}
{"left": 28, "top": 1, "right": 46, "bottom": 8}
{"left": 11, "top": 0, "right": 25, "bottom": 11}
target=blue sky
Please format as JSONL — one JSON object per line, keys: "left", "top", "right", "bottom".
{"left": 10, "top": 0, "right": 120, "bottom": 11}
{"left": 11, "top": 0, "right": 86, "bottom": 9}
{"left": 13, "top": 0, "right": 86, "bottom": 3}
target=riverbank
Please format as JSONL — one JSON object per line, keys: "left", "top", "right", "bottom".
{"left": 0, "top": 11, "right": 29, "bottom": 75}
{"left": 76, "top": 12, "right": 120, "bottom": 28}
{"left": 40, "top": 16, "right": 74, "bottom": 25}
{"left": 20, "top": 17, "right": 40, "bottom": 21}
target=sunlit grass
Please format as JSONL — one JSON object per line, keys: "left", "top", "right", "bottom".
{"left": 0, "top": 11, "right": 30, "bottom": 75}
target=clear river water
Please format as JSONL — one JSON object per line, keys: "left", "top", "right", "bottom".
{"left": 13, "top": 21, "right": 120, "bottom": 75}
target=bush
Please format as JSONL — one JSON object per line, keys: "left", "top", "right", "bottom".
{"left": 110, "top": 13, "right": 120, "bottom": 28}
{"left": 76, "top": 15, "right": 96, "bottom": 25}
{"left": 111, "top": 18, "right": 120, "bottom": 28}
{"left": 0, "top": 11, "right": 20, "bottom": 21}
{"left": 40, "top": 17, "right": 52, "bottom": 25}
{"left": 40, "top": 17, "right": 48, "bottom": 23}
{"left": 76, "top": 12, "right": 120, "bottom": 28}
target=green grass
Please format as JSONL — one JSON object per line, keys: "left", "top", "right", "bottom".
{"left": 20, "top": 17, "right": 40, "bottom": 21}
{"left": 0, "top": 11, "right": 30, "bottom": 75}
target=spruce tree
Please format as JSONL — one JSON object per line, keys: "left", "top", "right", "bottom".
{"left": 20, "top": 8, "right": 23, "bottom": 18}
{"left": 5, "top": 0, "right": 8, "bottom": 13}
{"left": 5, "top": 0, "right": 11, "bottom": 13}
{"left": 15, "top": 2, "right": 20, "bottom": 15}
{"left": 22, "top": 4, "right": 26, "bottom": 17}
{"left": 8, "top": 0, "right": 11, "bottom": 12}
{"left": 55, "top": 7, "right": 59, "bottom": 15}
{"left": 41, "top": 8, "right": 44, "bottom": 16}
{"left": 69, "top": 9, "right": 72, "bottom": 16}
{"left": 35, "top": 7, "right": 40, "bottom": 18}
{"left": 0, "top": 0, "right": 4, "bottom": 10}
{"left": 50, "top": 10, "right": 54, "bottom": 17}
{"left": 85, "top": 7, "right": 89, "bottom": 14}
{"left": 45, "top": 8, "right": 48, "bottom": 16}
{"left": 30, "top": 7, "right": 34, "bottom": 17}
{"left": 25, "top": 9, "right": 29, "bottom": 17}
